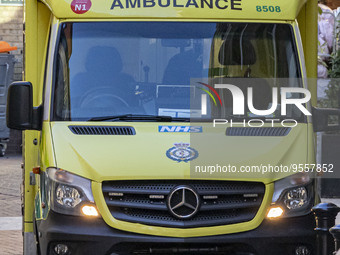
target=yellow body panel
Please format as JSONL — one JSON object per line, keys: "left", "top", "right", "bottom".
{"left": 297, "top": 0, "right": 318, "bottom": 105}
{"left": 50, "top": 122, "right": 308, "bottom": 183}
{"left": 23, "top": 0, "right": 51, "bottom": 231}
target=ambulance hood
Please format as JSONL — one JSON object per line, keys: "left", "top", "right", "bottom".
{"left": 50, "top": 122, "right": 309, "bottom": 184}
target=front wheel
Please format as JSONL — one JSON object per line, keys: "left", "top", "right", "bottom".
{"left": 0, "top": 144, "right": 5, "bottom": 157}
{"left": 23, "top": 231, "right": 39, "bottom": 255}
{"left": 30, "top": 213, "right": 40, "bottom": 255}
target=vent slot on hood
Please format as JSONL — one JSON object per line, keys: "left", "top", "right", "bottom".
{"left": 69, "top": 126, "right": 136, "bottom": 135}
{"left": 226, "top": 127, "right": 290, "bottom": 136}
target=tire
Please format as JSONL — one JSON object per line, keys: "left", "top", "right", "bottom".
{"left": 0, "top": 145, "right": 4, "bottom": 157}
{"left": 35, "top": 222, "right": 41, "bottom": 255}
{"left": 33, "top": 213, "right": 41, "bottom": 255}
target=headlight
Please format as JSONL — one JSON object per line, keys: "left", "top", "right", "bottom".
{"left": 56, "top": 184, "right": 82, "bottom": 208}
{"left": 283, "top": 187, "right": 308, "bottom": 210}
{"left": 47, "top": 168, "right": 98, "bottom": 216}
{"left": 269, "top": 172, "right": 314, "bottom": 218}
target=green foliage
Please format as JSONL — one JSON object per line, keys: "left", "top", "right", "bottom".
{"left": 318, "top": 52, "right": 340, "bottom": 128}
{"left": 329, "top": 50, "right": 340, "bottom": 78}
{"left": 318, "top": 15, "right": 340, "bottom": 109}
{"left": 322, "top": 51, "right": 340, "bottom": 109}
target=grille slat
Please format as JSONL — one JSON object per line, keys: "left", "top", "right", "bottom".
{"left": 106, "top": 200, "right": 168, "bottom": 211}
{"left": 105, "top": 198, "right": 261, "bottom": 212}
{"left": 102, "top": 187, "right": 262, "bottom": 196}
{"left": 69, "top": 126, "right": 136, "bottom": 135}
{"left": 102, "top": 183, "right": 263, "bottom": 195}
{"left": 200, "top": 200, "right": 261, "bottom": 211}
{"left": 112, "top": 208, "right": 257, "bottom": 228}
{"left": 102, "top": 180, "right": 265, "bottom": 228}
{"left": 102, "top": 187, "right": 171, "bottom": 195}
{"left": 191, "top": 188, "right": 264, "bottom": 196}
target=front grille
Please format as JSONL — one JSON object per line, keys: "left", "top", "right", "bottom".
{"left": 102, "top": 180, "right": 265, "bottom": 228}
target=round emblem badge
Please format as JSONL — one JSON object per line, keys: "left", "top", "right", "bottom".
{"left": 166, "top": 143, "right": 198, "bottom": 163}
{"left": 71, "top": 0, "right": 92, "bottom": 14}
{"left": 167, "top": 185, "right": 200, "bottom": 219}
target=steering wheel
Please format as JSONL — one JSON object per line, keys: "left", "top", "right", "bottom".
{"left": 79, "top": 87, "right": 130, "bottom": 110}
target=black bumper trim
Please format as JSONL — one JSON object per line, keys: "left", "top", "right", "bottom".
{"left": 37, "top": 210, "right": 316, "bottom": 255}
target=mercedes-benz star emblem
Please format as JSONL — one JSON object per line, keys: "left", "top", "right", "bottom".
{"left": 167, "top": 186, "right": 200, "bottom": 219}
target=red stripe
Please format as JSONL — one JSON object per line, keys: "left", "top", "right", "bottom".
{"left": 197, "top": 82, "right": 223, "bottom": 106}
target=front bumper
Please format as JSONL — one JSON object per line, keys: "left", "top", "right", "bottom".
{"left": 37, "top": 211, "right": 316, "bottom": 255}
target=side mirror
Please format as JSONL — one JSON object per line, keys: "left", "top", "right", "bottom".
{"left": 6, "top": 82, "right": 42, "bottom": 130}
{"left": 312, "top": 107, "right": 340, "bottom": 132}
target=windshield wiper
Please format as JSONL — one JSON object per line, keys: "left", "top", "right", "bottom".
{"left": 88, "top": 114, "right": 189, "bottom": 122}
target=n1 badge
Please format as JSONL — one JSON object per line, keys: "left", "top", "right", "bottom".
{"left": 71, "top": 0, "right": 92, "bottom": 14}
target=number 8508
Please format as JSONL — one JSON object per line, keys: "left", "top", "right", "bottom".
{"left": 256, "top": 6, "right": 281, "bottom": 12}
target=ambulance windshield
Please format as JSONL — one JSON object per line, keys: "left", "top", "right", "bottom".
{"left": 52, "top": 22, "right": 304, "bottom": 122}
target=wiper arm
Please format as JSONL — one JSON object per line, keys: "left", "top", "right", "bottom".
{"left": 89, "top": 114, "right": 134, "bottom": 121}
{"left": 88, "top": 114, "right": 189, "bottom": 122}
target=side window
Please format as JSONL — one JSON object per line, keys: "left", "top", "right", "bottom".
{"left": 53, "top": 24, "right": 71, "bottom": 120}
{"left": 42, "top": 23, "right": 52, "bottom": 116}
{"left": 54, "top": 43, "right": 69, "bottom": 120}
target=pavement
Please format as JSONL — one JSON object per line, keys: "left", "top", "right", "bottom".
{"left": 0, "top": 155, "right": 340, "bottom": 255}
{"left": 0, "top": 155, "right": 23, "bottom": 255}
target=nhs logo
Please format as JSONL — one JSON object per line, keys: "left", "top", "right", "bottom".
{"left": 159, "top": 126, "right": 202, "bottom": 133}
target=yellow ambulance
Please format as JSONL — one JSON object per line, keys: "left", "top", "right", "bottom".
{"left": 6, "top": 0, "right": 340, "bottom": 254}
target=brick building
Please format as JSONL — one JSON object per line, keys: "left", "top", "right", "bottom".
{"left": 0, "top": 1, "right": 23, "bottom": 154}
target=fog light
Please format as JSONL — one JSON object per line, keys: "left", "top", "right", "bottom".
{"left": 295, "top": 246, "right": 310, "bottom": 255}
{"left": 81, "top": 205, "right": 99, "bottom": 216}
{"left": 267, "top": 206, "right": 284, "bottom": 218}
{"left": 54, "top": 244, "right": 69, "bottom": 255}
